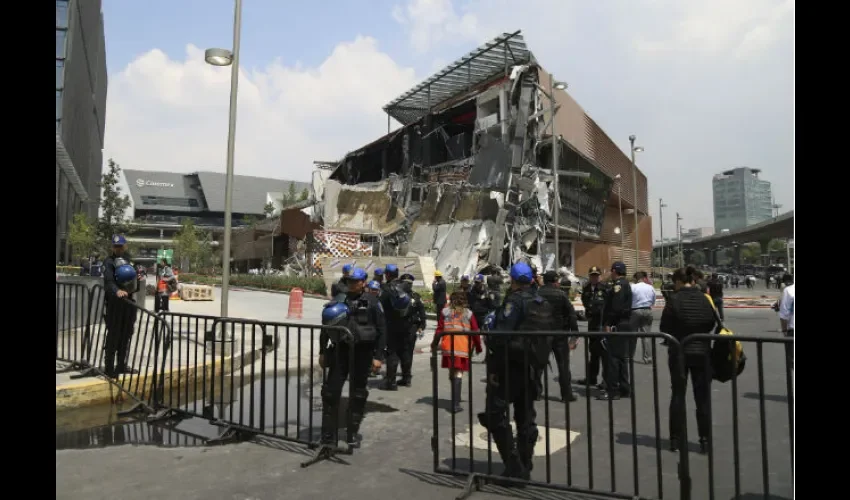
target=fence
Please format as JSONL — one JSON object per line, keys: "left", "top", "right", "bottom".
{"left": 56, "top": 282, "right": 172, "bottom": 413}
{"left": 429, "top": 330, "right": 794, "bottom": 500}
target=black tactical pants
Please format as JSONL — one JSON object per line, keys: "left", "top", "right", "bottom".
{"left": 103, "top": 298, "right": 137, "bottom": 376}
{"left": 583, "top": 315, "right": 607, "bottom": 385}
{"left": 668, "top": 349, "right": 712, "bottom": 440}
{"left": 384, "top": 329, "right": 415, "bottom": 387}
{"left": 603, "top": 320, "right": 631, "bottom": 396}
{"left": 320, "top": 342, "right": 374, "bottom": 445}
{"left": 154, "top": 293, "right": 170, "bottom": 312}
{"left": 478, "top": 358, "right": 539, "bottom": 477}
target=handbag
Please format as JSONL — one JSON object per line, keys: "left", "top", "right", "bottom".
{"left": 707, "top": 295, "right": 746, "bottom": 382}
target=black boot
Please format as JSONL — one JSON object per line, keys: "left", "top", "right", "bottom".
{"left": 492, "top": 430, "right": 529, "bottom": 486}
{"left": 450, "top": 378, "right": 463, "bottom": 413}
{"left": 347, "top": 389, "right": 368, "bottom": 448}
{"left": 516, "top": 428, "right": 538, "bottom": 475}
{"left": 669, "top": 437, "right": 679, "bottom": 452}
{"left": 382, "top": 361, "right": 398, "bottom": 391}
{"left": 319, "top": 403, "right": 338, "bottom": 446}
{"left": 699, "top": 437, "right": 709, "bottom": 454}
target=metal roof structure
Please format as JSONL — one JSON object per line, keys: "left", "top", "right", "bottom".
{"left": 383, "top": 30, "right": 533, "bottom": 125}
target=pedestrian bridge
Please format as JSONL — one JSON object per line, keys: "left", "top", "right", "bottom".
{"left": 654, "top": 210, "right": 793, "bottom": 253}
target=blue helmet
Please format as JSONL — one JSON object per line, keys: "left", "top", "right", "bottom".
{"left": 322, "top": 302, "right": 349, "bottom": 327}
{"left": 390, "top": 286, "right": 411, "bottom": 311}
{"left": 342, "top": 263, "right": 353, "bottom": 274}
{"left": 385, "top": 264, "right": 398, "bottom": 275}
{"left": 373, "top": 267, "right": 384, "bottom": 276}
{"left": 474, "top": 273, "right": 485, "bottom": 282}
{"left": 509, "top": 262, "right": 534, "bottom": 284}
{"left": 349, "top": 268, "right": 368, "bottom": 281}
{"left": 115, "top": 264, "right": 137, "bottom": 285}
{"left": 483, "top": 311, "right": 496, "bottom": 331}
{"left": 367, "top": 280, "right": 381, "bottom": 291}
{"left": 461, "top": 274, "right": 470, "bottom": 281}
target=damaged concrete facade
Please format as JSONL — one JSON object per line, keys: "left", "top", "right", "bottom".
{"left": 317, "top": 31, "right": 652, "bottom": 278}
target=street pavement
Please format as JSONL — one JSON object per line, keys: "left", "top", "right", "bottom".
{"left": 56, "top": 305, "right": 793, "bottom": 500}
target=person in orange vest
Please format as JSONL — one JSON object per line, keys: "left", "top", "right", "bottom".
{"left": 155, "top": 258, "right": 175, "bottom": 312}
{"left": 434, "top": 290, "right": 482, "bottom": 413}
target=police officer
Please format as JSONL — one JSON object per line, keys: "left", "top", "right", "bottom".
{"left": 598, "top": 261, "right": 633, "bottom": 400}
{"left": 486, "top": 268, "right": 504, "bottom": 307}
{"left": 458, "top": 274, "right": 471, "bottom": 293}
{"left": 318, "top": 268, "right": 386, "bottom": 447}
{"left": 468, "top": 273, "right": 495, "bottom": 330}
{"left": 102, "top": 235, "right": 144, "bottom": 378}
{"left": 577, "top": 267, "right": 608, "bottom": 388}
{"left": 479, "top": 262, "right": 550, "bottom": 483}
{"left": 383, "top": 264, "right": 400, "bottom": 291}
{"left": 380, "top": 264, "right": 411, "bottom": 390}
{"left": 373, "top": 267, "right": 385, "bottom": 284}
{"left": 395, "top": 273, "right": 426, "bottom": 386}
{"left": 529, "top": 265, "right": 540, "bottom": 294}
{"left": 330, "top": 263, "right": 353, "bottom": 299}
{"left": 537, "top": 270, "right": 578, "bottom": 402}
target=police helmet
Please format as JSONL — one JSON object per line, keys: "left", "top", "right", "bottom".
{"left": 483, "top": 311, "right": 496, "bottom": 331}
{"left": 460, "top": 274, "right": 470, "bottom": 282}
{"left": 390, "top": 286, "right": 412, "bottom": 311}
{"left": 349, "top": 268, "right": 368, "bottom": 281}
{"left": 322, "top": 302, "right": 350, "bottom": 327}
{"left": 374, "top": 267, "right": 384, "bottom": 276}
{"left": 509, "top": 262, "right": 534, "bottom": 284}
{"left": 400, "top": 273, "right": 415, "bottom": 282}
{"left": 474, "top": 273, "right": 485, "bottom": 283}
{"left": 342, "top": 263, "right": 353, "bottom": 274}
{"left": 385, "top": 264, "right": 399, "bottom": 275}
{"left": 367, "top": 280, "right": 381, "bottom": 291}
{"left": 115, "top": 264, "right": 137, "bottom": 285}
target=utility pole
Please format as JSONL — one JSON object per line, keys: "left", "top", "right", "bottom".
{"left": 659, "top": 198, "right": 666, "bottom": 270}
{"left": 676, "top": 212, "right": 683, "bottom": 268}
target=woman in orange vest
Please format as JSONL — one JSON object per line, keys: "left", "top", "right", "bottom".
{"left": 435, "top": 291, "right": 482, "bottom": 413}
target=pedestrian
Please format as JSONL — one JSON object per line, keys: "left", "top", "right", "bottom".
{"left": 577, "top": 266, "right": 608, "bottom": 389}
{"left": 102, "top": 235, "right": 144, "bottom": 378}
{"left": 778, "top": 275, "right": 794, "bottom": 370}
{"left": 659, "top": 266, "right": 717, "bottom": 453}
{"left": 432, "top": 270, "right": 447, "bottom": 315}
{"left": 537, "top": 270, "right": 578, "bottom": 402}
{"left": 154, "top": 258, "right": 175, "bottom": 313}
{"left": 629, "top": 271, "right": 656, "bottom": 364}
{"left": 318, "top": 267, "right": 386, "bottom": 448}
{"left": 478, "top": 262, "right": 553, "bottom": 483}
{"left": 707, "top": 273, "right": 725, "bottom": 320}
{"left": 435, "top": 291, "right": 482, "bottom": 413}
{"left": 598, "top": 261, "right": 633, "bottom": 400}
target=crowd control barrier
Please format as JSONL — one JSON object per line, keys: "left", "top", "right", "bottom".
{"left": 152, "top": 313, "right": 356, "bottom": 467}
{"left": 680, "top": 334, "right": 794, "bottom": 500}
{"left": 430, "top": 329, "right": 794, "bottom": 500}
{"left": 56, "top": 283, "right": 172, "bottom": 414}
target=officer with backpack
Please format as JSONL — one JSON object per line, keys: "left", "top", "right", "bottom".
{"left": 318, "top": 267, "right": 386, "bottom": 448}
{"left": 102, "top": 235, "right": 144, "bottom": 378}
{"left": 394, "top": 273, "right": 426, "bottom": 386}
{"left": 598, "top": 261, "right": 634, "bottom": 400}
{"left": 379, "top": 264, "right": 412, "bottom": 390}
{"left": 479, "top": 262, "right": 555, "bottom": 484}
{"left": 537, "top": 270, "right": 578, "bottom": 402}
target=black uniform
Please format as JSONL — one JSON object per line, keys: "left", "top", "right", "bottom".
{"left": 468, "top": 283, "right": 495, "bottom": 330}
{"left": 319, "top": 290, "right": 387, "bottom": 446}
{"left": 706, "top": 278, "right": 724, "bottom": 320}
{"left": 330, "top": 277, "right": 348, "bottom": 300}
{"left": 487, "top": 274, "right": 504, "bottom": 307}
{"left": 600, "top": 276, "right": 633, "bottom": 399}
{"left": 536, "top": 284, "right": 578, "bottom": 402}
{"left": 579, "top": 281, "right": 608, "bottom": 385}
{"left": 102, "top": 253, "right": 139, "bottom": 377}
{"left": 479, "top": 287, "right": 548, "bottom": 481}
{"left": 432, "top": 278, "right": 447, "bottom": 313}
{"left": 381, "top": 280, "right": 424, "bottom": 389}
{"left": 398, "top": 284, "right": 426, "bottom": 386}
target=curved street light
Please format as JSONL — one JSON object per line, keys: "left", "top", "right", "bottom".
{"left": 205, "top": 48, "right": 233, "bottom": 66}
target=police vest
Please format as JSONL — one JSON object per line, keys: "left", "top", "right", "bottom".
{"left": 439, "top": 309, "right": 473, "bottom": 358}
{"left": 348, "top": 297, "right": 378, "bottom": 343}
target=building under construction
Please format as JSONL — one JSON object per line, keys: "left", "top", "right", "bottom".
{"left": 313, "top": 31, "right": 652, "bottom": 279}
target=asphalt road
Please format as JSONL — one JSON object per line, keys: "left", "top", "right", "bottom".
{"left": 56, "top": 308, "right": 793, "bottom": 500}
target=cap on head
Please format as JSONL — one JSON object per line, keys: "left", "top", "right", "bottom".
{"left": 342, "top": 264, "right": 353, "bottom": 274}
{"left": 385, "top": 264, "right": 398, "bottom": 274}
{"left": 373, "top": 267, "right": 384, "bottom": 276}
{"left": 509, "top": 262, "right": 534, "bottom": 284}
{"left": 350, "top": 268, "right": 368, "bottom": 281}
{"left": 543, "top": 270, "right": 559, "bottom": 283}
{"left": 461, "top": 274, "right": 470, "bottom": 282}
{"left": 367, "top": 280, "right": 381, "bottom": 291}
{"left": 474, "top": 273, "right": 484, "bottom": 283}
{"left": 611, "top": 261, "right": 627, "bottom": 275}
{"left": 400, "top": 273, "right": 415, "bottom": 282}
{"left": 111, "top": 234, "right": 127, "bottom": 246}
{"left": 434, "top": 270, "right": 443, "bottom": 277}
{"left": 588, "top": 266, "right": 601, "bottom": 276}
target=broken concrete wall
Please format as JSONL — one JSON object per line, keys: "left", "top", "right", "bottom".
{"left": 407, "top": 220, "right": 495, "bottom": 279}
{"left": 322, "top": 179, "right": 406, "bottom": 234}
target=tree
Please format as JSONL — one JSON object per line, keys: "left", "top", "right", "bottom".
{"left": 97, "top": 159, "right": 133, "bottom": 253}
{"left": 173, "top": 218, "right": 212, "bottom": 272}
{"left": 263, "top": 201, "right": 275, "bottom": 218}
{"left": 287, "top": 182, "right": 297, "bottom": 202}
{"left": 299, "top": 187, "right": 310, "bottom": 201}
{"left": 68, "top": 212, "right": 98, "bottom": 261}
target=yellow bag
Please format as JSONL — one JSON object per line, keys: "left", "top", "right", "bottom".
{"left": 705, "top": 294, "right": 746, "bottom": 381}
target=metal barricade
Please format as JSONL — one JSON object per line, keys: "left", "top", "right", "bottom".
{"left": 151, "top": 314, "right": 355, "bottom": 466}
{"left": 56, "top": 282, "right": 93, "bottom": 365}
{"left": 430, "top": 329, "right": 686, "bottom": 500}
{"left": 680, "top": 334, "right": 794, "bottom": 500}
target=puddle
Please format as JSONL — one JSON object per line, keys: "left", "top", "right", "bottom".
{"left": 57, "top": 374, "right": 397, "bottom": 449}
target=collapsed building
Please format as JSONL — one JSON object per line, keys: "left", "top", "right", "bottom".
{"left": 314, "top": 31, "right": 652, "bottom": 279}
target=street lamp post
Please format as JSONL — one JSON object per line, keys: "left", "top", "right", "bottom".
{"left": 629, "top": 135, "right": 644, "bottom": 272}
{"left": 659, "top": 198, "right": 667, "bottom": 270}
{"left": 205, "top": 0, "right": 243, "bottom": 317}
{"left": 676, "top": 212, "right": 683, "bottom": 268}
{"left": 549, "top": 75, "right": 567, "bottom": 271}
{"left": 615, "top": 174, "right": 625, "bottom": 262}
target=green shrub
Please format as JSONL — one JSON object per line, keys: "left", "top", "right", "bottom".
{"left": 56, "top": 265, "right": 83, "bottom": 275}
{"left": 176, "top": 273, "right": 328, "bottom": 296}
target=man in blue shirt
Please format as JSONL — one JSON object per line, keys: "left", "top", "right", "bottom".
{"left": 629, "top": 271, "right": 657, "bottom": 364}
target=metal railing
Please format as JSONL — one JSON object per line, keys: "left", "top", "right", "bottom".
{"left": 429, "top": 330, "right": 794, "bottom": 500}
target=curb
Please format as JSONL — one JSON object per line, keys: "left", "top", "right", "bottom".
{"left": 202, "top": 283, "right": 328, "bottom": 300}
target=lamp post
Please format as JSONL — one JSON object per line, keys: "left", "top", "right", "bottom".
{"left": 615, "top": 174, "right": 625, "bottom": 262}
{"left": 658, "top": 198, "right": 667, "bottom": 271}
{"left": 676, "top": 212, "right": 683, "bottom": 268}
{"left": 549, "top": 75, "right": 568, "bottom": 270}
{"left": 205, "top": 0, "right": 243, "bottom": 317}
{"left": 629, "top": 135, "right": 644, "bottom": 272}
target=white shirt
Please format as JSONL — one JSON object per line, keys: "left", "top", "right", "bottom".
{"left": 631, "top": 281, "right": 657, "bottom": 309}
{"left": 779, "top": 283, "right": 795, "bottom": 330}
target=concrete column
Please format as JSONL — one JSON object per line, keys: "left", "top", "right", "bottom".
{"left": 759, "top": 239, "right": 771, "bottom": 266}
{"left": 732, "top": 246, "right": 742, "bottom": 267}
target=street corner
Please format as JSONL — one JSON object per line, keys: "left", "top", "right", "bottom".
{"left": 452, "top": 423, "right": 580, "bottom": 457}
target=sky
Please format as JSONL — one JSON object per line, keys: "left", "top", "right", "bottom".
{"left": 101, "top": 0, "right": 795, "bottom": 240}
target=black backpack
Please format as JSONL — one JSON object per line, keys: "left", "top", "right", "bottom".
{"left": 508, "top": 293, "right": 556, "bottom": 368}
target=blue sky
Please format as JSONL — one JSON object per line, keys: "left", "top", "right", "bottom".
{"left": 101, "top": 0, "right": 794, "bottom": 234}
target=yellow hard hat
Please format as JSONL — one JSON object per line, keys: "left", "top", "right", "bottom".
{"left": 434, "top": 270, "right": 442, "bottom": 277}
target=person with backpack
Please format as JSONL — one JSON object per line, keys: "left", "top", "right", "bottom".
{"left": 598, "top": 261, "right": 634, "bottom": 400}
{"left": 478, "top": 262, "right": 555, "bottom": 484}
{"left": 659, "top": 266, "right": 717, "bottom": 453}
{"left": 379, "top": 264, "right": 413, "bottom": 390}
{"left": 537, "top": 270, "right": 578, "bottom": 403}
{"left": 102, "top": 235, "right": 145, "bottom": 378}
{"left": 155, "top": 258, "right": 176, "bottom": 312}
{"left": 396, "top": 273, "right": 427, "bottom": 386}
{"left": 435, "top": 291, "right": 482, "bottom": 413}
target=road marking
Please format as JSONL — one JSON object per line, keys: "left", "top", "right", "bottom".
{"left": 453, "top": 423, "right": 580, "bottom": 456}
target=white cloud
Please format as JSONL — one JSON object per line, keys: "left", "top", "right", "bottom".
{"left": 392, "top": 0, "right": 481, "bottom": 53}
{"left": 104, "top": 37, "right": 418, "bottom": 182}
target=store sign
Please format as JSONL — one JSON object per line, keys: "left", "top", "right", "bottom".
{"left": 136, "top": 179, "right": 174, "bottom": 188}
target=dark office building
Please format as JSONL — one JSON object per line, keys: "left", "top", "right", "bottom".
{"left": 56, "top": 0, "right": 108, "bottom": 262}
